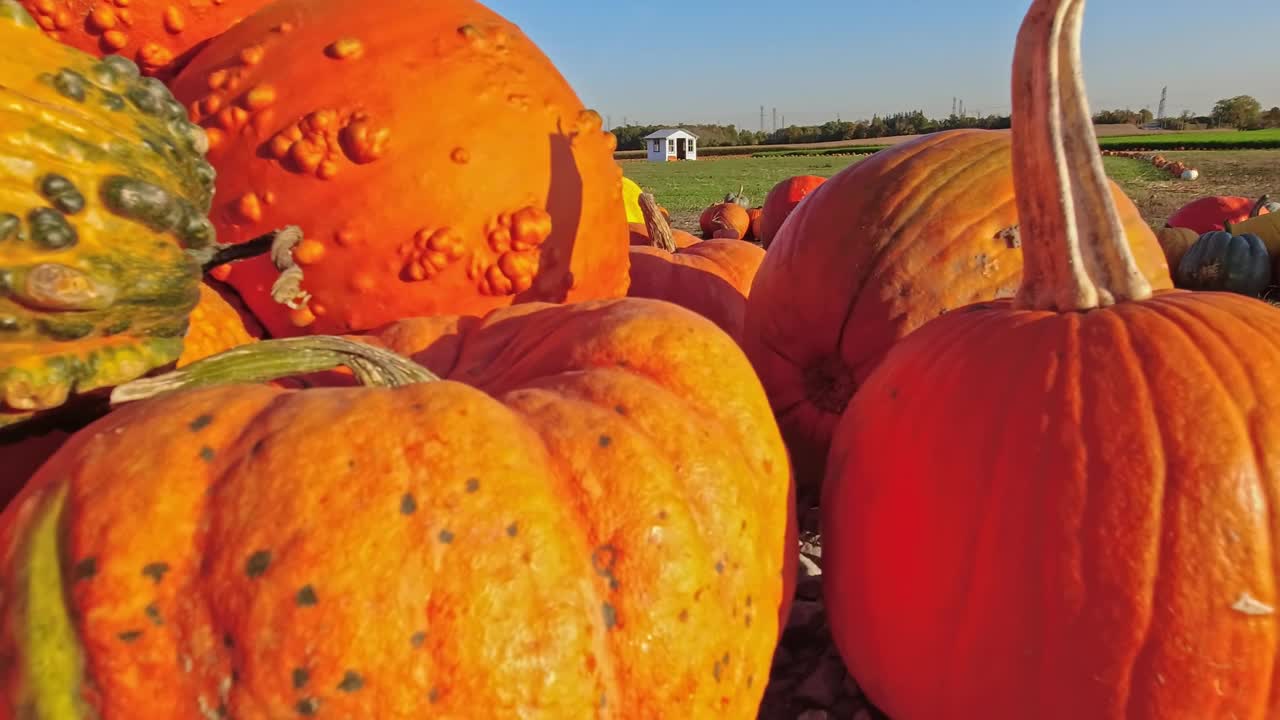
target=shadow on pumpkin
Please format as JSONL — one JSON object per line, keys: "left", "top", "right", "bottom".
{"left": 626, "top": 250, "right": 753, "bottom": 342}
{"left": 517, "top": 124, "right": 582, "bottom": 305}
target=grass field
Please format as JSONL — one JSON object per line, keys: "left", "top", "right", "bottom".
{"left": 621, "top": 149, "right": 1280, "bottom": 234}
{"left": 1097, "top": 128, "right": 1280, "bottom": 150}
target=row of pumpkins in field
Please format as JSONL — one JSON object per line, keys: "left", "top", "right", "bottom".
{"left": 2, "top": 0, "right": 1280, "bottom": 716}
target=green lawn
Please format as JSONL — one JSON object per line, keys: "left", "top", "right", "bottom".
{"left": 1098, "top": 128, "right": 1280, "bottom": 149}
{"left": 623, "top": 155, "right": 1165, "bottom": 213}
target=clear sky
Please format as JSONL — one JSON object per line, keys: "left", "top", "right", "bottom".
{"left": 486, "top": 0, "right": 1278, "bottom": 129}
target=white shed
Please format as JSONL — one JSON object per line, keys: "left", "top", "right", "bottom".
{"left": 642, "top": 128, "right": 698, "bottom": 162}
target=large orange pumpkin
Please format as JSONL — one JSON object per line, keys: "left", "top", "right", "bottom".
{"left": 824, "top": 2, "right": 1280, "bottom": 717}
{"left": 18, "top": 0, "right": 269, "bottom": 78}
{"left": 168, "top": 0, "right": 631, "bottom": 337}
{"left": 758, "top": 175, "right": 825, "bottom": 249}
{"left": 2, "top": 297, "right": 794, "bottom": 719}
{"left": 627, "top": 194, "right": 765, "bottom": 342}
{"left": 741, "top": 128, "right": 1171, "bottom": 500}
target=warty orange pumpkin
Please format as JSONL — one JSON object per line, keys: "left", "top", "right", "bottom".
{"left": 823, "top": 1, "right": 1280, "bottom": 717}
{"left": 3, "top": 296, "right": 795, "bottom": 719}
{"left": 18, "top": 0, "right": 271, "bottom": 79}
{"left": 169, "top": 0, "right": 632, "bottom": 338}
{"left": 741, "top": 120, "right": 1171, "bottom": 503}
{"left": 627, "top": 194, "right": 765, "bottom": 342}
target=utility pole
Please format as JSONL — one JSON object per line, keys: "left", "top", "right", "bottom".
{"left": 606, "top": 115, "right": 612, "bottom": 130}
{"left": 781, "top": 114, "right": 786, "bottom": 128}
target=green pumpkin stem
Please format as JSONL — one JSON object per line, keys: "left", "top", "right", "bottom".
{"left": 110, "top": 336, "right": 438, "bottom": 405}
{"left": 1010, "top": 0, "right": 1153, "bottom": 312}
{"left": 639, "top": 192, "right": 677, "bottom": 252}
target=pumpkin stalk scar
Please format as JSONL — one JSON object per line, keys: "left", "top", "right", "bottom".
{"left": 16, "top": 482, "right": 92, "bottom": 719}
{"left": 1010, "top": 0, "right": 1153, "bottom": 312}
{"left": 109, "top": 335, "right": 438, "bottom": 404}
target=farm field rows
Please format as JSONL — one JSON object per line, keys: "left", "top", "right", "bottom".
{"left": 623, "top": 149, "right": 1280, "bottom": 235}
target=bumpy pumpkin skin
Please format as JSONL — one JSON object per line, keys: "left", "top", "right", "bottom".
{"left": 175, "top": 282, "right": 262, "bottom": 367}
{"left": 759, "top": 175, "right": 825, "bottom": 249}
{"left": 1, "top": 298, "right": 794, "bottom": 719}
{"left": 628, "top": 241, "right": 766, "bottom": 342}
{"left": 18, "top": 0, "right": 270, "bottom": 80}
{"left": 741, "top": 129, "right": 1173, "bottom": 499}
{"left": 0, "top": 0, "right": 217, "bottom": 428}
{"left": 169, "top": 0, "right": 632, "bottom": 337}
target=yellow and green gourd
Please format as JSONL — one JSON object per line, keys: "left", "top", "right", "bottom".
{"left": 0, "top": 0, "right": 218, "bottom": 428}
{"left": 621, "top": 176, "right": 644, "bottom": 224}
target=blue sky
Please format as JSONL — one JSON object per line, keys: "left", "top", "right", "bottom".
{"left": 486, "top": 0, "right": 1278, "bottom": 129}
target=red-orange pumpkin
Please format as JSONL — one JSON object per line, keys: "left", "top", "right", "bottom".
{"left": 745, "top": 207, "right": 763, "bottom": 241}
{"left": 1167, "top": 195, "right": 1272, "bottom": 234}
{"left": 169, "top": 0, "right": 631, "bottom": 337}
{"left": 742, "top": 131, "right": 1172, "bottom": 500}
{"left": 2, "top": 297, "right": 794, "bottom": 719}
{"left": 628, "top": 194, "right": 765, "bottom": 341}
{"left": 18, "top": 0, "right": 270, "bottom": 78}
{"left": 759, "top": 175, "right": 825, "bottom": 249}
{"left": 825, "top": 2, "right": 1280, "bottom": 717}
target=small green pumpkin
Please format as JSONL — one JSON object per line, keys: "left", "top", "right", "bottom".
{"left": 0, "top": 0, "right": 220, "bottom": 428}
{"left": 1174, "top": 230, "right": 1272, "bottom": 297}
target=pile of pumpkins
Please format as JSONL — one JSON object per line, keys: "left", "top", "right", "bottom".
{"left": 1101, "top": 148, "right": 1202, "bottom": 180}
{"left": 1157, "top": 193, "right": 1280, "bottom": 298}
{"left": 3, "top": 0, "right": 1280, "bottom": 717}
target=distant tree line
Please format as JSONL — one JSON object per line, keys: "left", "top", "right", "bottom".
{"left": 610, "top": 94, "right": 1279, "bottom": 150}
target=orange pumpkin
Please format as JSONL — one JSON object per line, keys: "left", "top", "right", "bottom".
{"left": 824, "top": 2, "right": 1280, "bottom": 717}
{"left": 1155, "top": 226, "right": 1200, "bottom": 272}
{"left": 742, "top": 129, "right": 1171, "bottom": 500}
{"left": 4, "top": 297, "right": 794, "bottom": 719}
{"left": 699, "top": 202, "right": 751, "bottom": 240}
{"left": 18, "top": 0, "right": 270, "bottom": 78}
{"left": 627, "top": 194, "right": 765, "bottom": 342}
{"left": 745, "top": 207, "right": 763, "bottom": 241}
{"left": 759, "top": 175, "right": 826, "bottom": 249}
{"left": 169, "top": 0, "right": 631, "bottom": 337}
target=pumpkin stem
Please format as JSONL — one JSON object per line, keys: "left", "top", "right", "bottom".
{"left": 1010, "top": 0, "right": 1153, "bottom": 311}
{"left": 199, "top": 225, "right": 301, "bottom": 274}
{"left": 109, "top": 336, "right": 438, "bottom": 404}
{"left": 1251, "top": 194, "right": 1271, "bottom": 219}
{"left": 639, "top": 192, "right": 678, "bottom": 252}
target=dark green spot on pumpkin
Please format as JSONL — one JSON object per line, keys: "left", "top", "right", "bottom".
{"left": 465, "top": 478, "right": 479, "bottom": 493}
{"left": 99, "top": 90, "right": 126, "bottom": 112}
{"left": 144, "top": 603, "right": 163, "bottom": 626}
{"left": 36, "top": 318, "right": 94, "bottom": 341}
{"left": 438, "top": 529, "right": 454, "bottom": 544}
{"left": 51, "top": 69, "right": 87, "bottom": 102}
{"left": 199, "top": 446, "right": 215, "bottom": 462}
{"left": 715, "top": 560, "right": 725, "bottom": 574}
{"left": 428, "top": 687, "right": 440, "bottom": 704}
{"left": 292, "top": 668, "right": 309, "bottom": 689}
{"left": 223, "top": 633, "right": 234, "bottom": 648}
{"left": 296, "top": 584, "right": 318, "bottom": 606}
{"left": 118, "top": 629, "right": 143, "bottom": 643}
{"left": 142, "top": 562, "right": 170, "bottom": 583}
{"left": 713, "top": 659, "right": 722, "bottom": 682}
{"left": 295, "top": 697, "right": 319, "bottom": 716}
{"left": 410, "top": 631, "right": 426, "bottom": 648}
{"left": 39, "top": 174, "right": 85, "bottom": 215}
{"left": 0, "top": 213, "right": 20, "bottom": 242}
{"left": 73, "top": 557, "right": 97, "bottom": 581}
{"left": 602, "top": 602, "right": 618, "bottom": 630}
{"left": 400, "top": 493, "right": 416, "bottom": 515}
{"left": 614, "top": 404, "right": 627, "bottom": 415}
{"left": 245, "top": 550, "right": 271, "bottom": 578}
{"left": 598, "top": 434, "right": 611, "bottom": 448}
{"left": 506, "top": 523, "right": 518, "bottom": 537}
{"left": 337, "top": 670, "right": 363, "bottom": 692}
{"left": 27, "top": 207, "right": 77, "bottom": 249}
{"left": 189, "top": 414, "right": 214, "bottom": 431}
{"left": 125, "top": 78, "right": 169, "bottom": 116}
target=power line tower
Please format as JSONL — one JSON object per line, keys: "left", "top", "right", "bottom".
{"left": 772, "top": 107, "right": 777, "bottom": 133}
{"left": 760, "top": 105, "right": 765, "bottom": 132}
{"left": 1156, "top": 86, "right": 1168, "bottom": 121}
{"left": 952, "top": 97, "right": 957, "bottom": 115}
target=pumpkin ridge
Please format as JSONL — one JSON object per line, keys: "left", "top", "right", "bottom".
{"left": 12, "top": 481, "right": 92, "bottom": 718}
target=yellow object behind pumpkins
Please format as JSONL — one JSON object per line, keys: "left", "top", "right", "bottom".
{"left": 622, "top": 177, "right": 644, "bottom": 224}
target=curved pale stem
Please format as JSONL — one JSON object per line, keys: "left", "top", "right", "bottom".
{"left": 639, "top": 192, "right": 677, "bottom": 252}
{"left": 110, "top": 336, "right": 437, "bottom": 405}
{"left": 1011, "top": 0, "right": 1152, "bottom": 311}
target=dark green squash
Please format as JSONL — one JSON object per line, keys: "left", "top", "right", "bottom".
{"left": 0, "top": 0, "right": 220, "bottom": 428}
{"left": 1174, "top": 230, "right": 1272, "bottom": 297}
